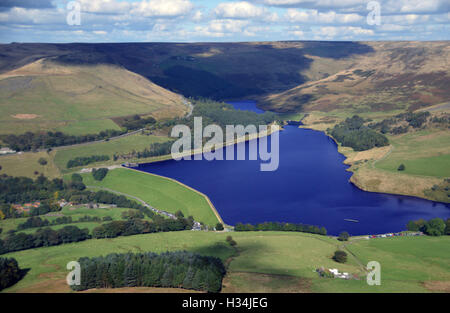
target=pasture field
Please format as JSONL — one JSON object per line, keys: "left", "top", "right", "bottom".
{"left": 375, "top": 129, "right": 450, "bottom": 178}
{"left": 0, "top": 205, "right": 137, "bottom": 239}
{"left": 55, "top": 119, "right": 122, "bottom": 136}
{"left": 54, "top": 133, "right": 171, "bottom": 172}
{"left": 0, "top": 59, "right": 187, "bottom": 135}
{"left": 80, "top": 168, "right": 220, "bottom": 226}
{"left": 2, "top": 231, "right": 449, "bottom": 293}
{"left": 0, "top": 150, "right": 61, "bottom": 179}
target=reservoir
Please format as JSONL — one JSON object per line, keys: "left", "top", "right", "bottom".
{"left": 137, "top": 101, "right": 450, "bottom": 235}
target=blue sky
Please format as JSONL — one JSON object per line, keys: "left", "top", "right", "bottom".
{"left": 0, "top": 0, "right": 448, "bottom": 43}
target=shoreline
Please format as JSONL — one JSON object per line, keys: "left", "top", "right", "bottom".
{"left": 299, "top": 120, "right": 447, "bottom": 203}
{"left": 121, "top": 125, "right": 282, "bottom": 227}
{"left": 126, "top": 167, "right": 225, "bottom": 226}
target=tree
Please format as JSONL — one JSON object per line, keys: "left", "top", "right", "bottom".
{"left": 0, "top": 257, "right": 22, "bottom": 291}
{"left": 226, "top": 236, "right": 237, "bottom": 246}
{"left": 216, "top": 223, "right": 224, "bottom": 231}
{"left": 92, "top": 168, "right": 109, "bottom": 181}
{"left": 424, "top": 218, "right": 446, "bottom": 236}
{"left": 38, "top": 158, "right": 48, "bottom": 166}
{"left": 338, "top": 231, "right": 350, "bottom": 241}
{"left": 175, "top": 210, "right": 185, "bottom": 219}
{"left": 71, "top": 173, "right": 83, "bottom": 183}
{"left": 398, "top": 164, "right": 406, "bottom": 171}
{"left": 333, "top": 250, "right": 347, "bottom": 263}
{"left": 445, "top": 218, "right": 450, "bottom": 236}
{"left": 407, "top": 220, "right": 420, "bottom": 231}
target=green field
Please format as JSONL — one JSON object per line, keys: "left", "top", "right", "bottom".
{"left": 81, "top": 168, "right": 220, "bottom": 226}
{"left": 0, "top": 205, "right": 138, "bottom": 239}
{"left": 55, "top": 119, "right": 122, "bottom": 136}
{"left": 2, "top": 231, "right": 449, "bottom": 293}
{"left": 375, "top": 129, "right": 450, "bottom": 178}
{"left": 0, "top": 151, "right": 61, "bottom": 179}
{"left": 54, "top": 133, "right": 171, "bottom": 172}
{"left": 0, "top": 60, "right": 186, "bottom": 135}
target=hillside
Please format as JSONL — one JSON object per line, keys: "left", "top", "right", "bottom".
{"left": 0, "top": 58, "right": 187, "bottom": 135}
{"left": 0, "top": 42, "right": 374, "bottom": 101}
{"left": 263, "top": 41, "right": 450, "bottom": 113}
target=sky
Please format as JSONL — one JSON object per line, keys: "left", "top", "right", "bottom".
{"left": 0, "top": 0, "right": 448, "bottom": 43}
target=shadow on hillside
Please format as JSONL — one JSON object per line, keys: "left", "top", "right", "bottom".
{"left": 0, "top": 42, "right": 375, "bottom": 101}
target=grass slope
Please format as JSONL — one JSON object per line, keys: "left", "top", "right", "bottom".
{"left": 0, "top": 58, "right": 187, "bottom": 135}
{"left": 54, "top": 133, "right": 170, "bottom": 172}
{"left": 81, "top": 168, "right": 219, "bottom": 226}
{"left": 0, "top": 205, "right": 138, "bottom": 239}
{"left": 375, "top": 129, "right": 450, "bottom": 178}
{"left": 2, "top": 231, "right": 449, "bottom": 293}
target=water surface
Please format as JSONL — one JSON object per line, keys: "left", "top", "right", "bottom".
{"left": 137, "top": 101, "right": 449, "bottom": 235}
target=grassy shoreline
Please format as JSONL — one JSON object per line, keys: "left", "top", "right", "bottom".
{"left": 299, "top": 113, "right": 448, "bottom": 203}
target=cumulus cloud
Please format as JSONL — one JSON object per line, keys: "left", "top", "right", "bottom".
{"left": 254, "top": 0, "right": 450, "bottom": 14}
{"left": 285, "top": 9, "right": 363, "bottom": 24}
{"left": 131, "top": 0, "right": 194, "bottom": 18}
{"left": 0, "top": 0, "right": 448, "bottom": 42}
{"left": 214, "top": 1, "right": 277, "bottom": 21}
{"left": 79, "top": 0, "right": 131, "bottom": 14}
{"left": 312, "top": 25, "right": 374, "bottom": 40}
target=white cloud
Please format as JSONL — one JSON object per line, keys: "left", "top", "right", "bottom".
{"left": 79, "top": 0, "right": 131, "bottom": 14}
{"left": 131, "top": 0, "right": 194, "bottom": 18}
{"left": 312, "top": 26, "right": 374, "bottom": 40}
{"left": 286, "top": 9, "right": 363, "bottom": 24}
{"left": 213, "top": 1, "right": 279, "bottom": 22}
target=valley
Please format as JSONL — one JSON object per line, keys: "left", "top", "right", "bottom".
{"left": 0, "top": 41, "right": 449, "bottom": 294}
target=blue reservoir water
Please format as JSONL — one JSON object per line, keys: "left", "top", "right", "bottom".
{"left": 137, "top": 101, "right": 449, "bottom": 235}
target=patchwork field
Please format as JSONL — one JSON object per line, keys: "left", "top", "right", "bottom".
{"left": 2, "top": 231, "right": 449, "bottom": 293}
{"left": 0, "top": 205, "right": 141, "bottom": 240}
{"left": 54, "top": 133, "right": 171, "bottom": 172}
{"left": 80, "top": 168, "right": 220, "bottom": 227}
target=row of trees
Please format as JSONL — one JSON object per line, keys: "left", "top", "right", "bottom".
{"left": 407, "top": 218, "right": 450, "bottom": 236}
{"left": 72, "top": 251, "right": 226, "bottom": 293}
{"left": 113, "top": 141, "right": 175, "bottom": 161}
{"left": 2, "top": 214, "right": 194, "bottom": 255}
{"left": 0, "top": 226, "right": 90, "bottom": 254}
{"left": 119, "top": 115, "right": 157, "bottom": 131}
{"left": 67, "top": 155, "right": 110, "bottom": 168}
{"left": 234, "top": 222, "right": 327, "bottom": 235}
{"left": 17, "top": 215, "right": 103, "bottom": 231}
{"left": 91, "top": 216, "right": 193, "bottom": 239}
{"left": 329, "top": 115, "right": 389, "bottom": 151}
{"left": 0, "top": 257, "right": 22, "bottom": 291}
{"left": 1, "top": 129, "right": 125, "bottom": 152}
{"left": 368, "top": 111, "right": 434, "bottom": 135}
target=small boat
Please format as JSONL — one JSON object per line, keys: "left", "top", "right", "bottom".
{"left": 344, "top": 219, "right": 359, "bottom": 223}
